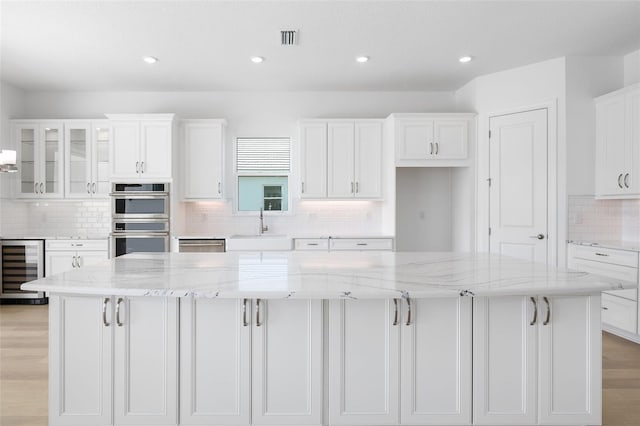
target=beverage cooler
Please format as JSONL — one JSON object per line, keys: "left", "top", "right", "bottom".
{"left": 0, "top": 239, "right": 47, "bottom": 304}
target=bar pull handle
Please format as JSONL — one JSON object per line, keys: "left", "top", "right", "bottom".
{"left": 72, "top": 256, "right": 76, "bottom": 268}
{"left": 136, "top": 161, "right": 139, "bottom": 173}
{"left": 529, "top": 297, "right": 538, "bottom": 326}
{"left": 87, "top": 182, "right": 91, "bottom": 194}
{"left": 116, "top": 298, "right": 124, "bottom": 327}
{"left": 242, "top": 299, "right": 249, "bottom": 327}
{"left": 618, "top": 173, "right": 623, "bottom": 188}
{"left": 595, "top": 252, "right": 609, "bottom": 257}
{"left": 77, "top": 255, "right": 82, "bottom": 268}
{"left": 141, "top": 161, "right": 145, "bottom": 173}
{"left": 355, "top": 182, "right": 359, "bottom": 193}
{"left": 92, "top": 182, "right": 97, "bottom": 194}
{"left": 301, "top": 182, "right": 305, "bottom": 194}
{"left": 256, "top": 298, "right": 262, "bottom": 327}
{"left": 435, "top": 142, "right": 439, "bottom": 155}
{"left": 218, "top": 181, "right": 222, "bottom": 194}
{"left": 34, "top": 182, "right": 38, "bottom": 194}
{"left": 102, "top": 298, "right": 110, "bottom": 327}
{"left": 392, "top": 299, "right": 399, "bottom": 326}
{"left": 624, "top": 173, "right": 630, "bottom": 188}
{"left": 543, "top": 296, "right": 551, "bottom": 326}
{"left": 405, "top": 298, "right": 412, "bottom": 326}
{"left": 429, "top": 142, "right": 433, "bottom": 155}
{"left": 351, "top": 182, "right": 354, "bottom": 193}
{"left": 40, "top": 182, "right": 44, "bottom": 193}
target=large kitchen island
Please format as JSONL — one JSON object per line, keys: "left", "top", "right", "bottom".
{"left": 23, "top": 251, "right": 623, "bottom": 426}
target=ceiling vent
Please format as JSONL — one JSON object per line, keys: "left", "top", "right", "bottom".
{"left": 280, "top": 30, "right": 298, "bottom": 46}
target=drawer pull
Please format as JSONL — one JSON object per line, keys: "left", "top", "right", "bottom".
{"left": 595, "top": 252, "right": 609, "bottom": 257}
{"left": 307, "top": 243, "right": 319, "bottom": 246}
{"left": 356, "top": 243, "right": 368, "bottom": 246}
{"left": 602, "top": 306, "right": 609, "bottom": 311}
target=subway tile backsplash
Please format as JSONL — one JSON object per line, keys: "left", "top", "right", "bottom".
{"left": 568, "top": 195, "right": 640, "bottom": 243}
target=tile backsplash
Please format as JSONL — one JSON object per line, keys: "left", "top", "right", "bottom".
{"left": 568, "top": 195, "right": 640, "bottom": 243}
{"left": 0, "top": 199, "right": 110, "bottom": 238}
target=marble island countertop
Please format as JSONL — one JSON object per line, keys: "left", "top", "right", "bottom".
{"left": 21, "top": 252, "right": 629, "bottom": 299}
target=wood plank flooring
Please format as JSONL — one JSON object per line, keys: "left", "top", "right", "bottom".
{"left": 1, "top": 304, "right": 640, "bottom": 426}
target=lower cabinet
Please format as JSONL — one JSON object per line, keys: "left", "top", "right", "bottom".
{"left": 49, "top": 295, "right": 178, "bottom": 426}
{"left": 328, "top": 297, "right": 472, "bottom": 425}
{"left": 473, "top": 295, "right": 601, "bottom": 426}
{"left": 180, "top": 298, "right": 323, "bottom": 425}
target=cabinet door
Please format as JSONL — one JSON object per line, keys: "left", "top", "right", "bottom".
{"left": 76, "top": 251, "right": 109, "bottom": 268}
{"left": 401, "top": 297, "right": 472, "bottom": 425}
{"left": 473, "top": 296, "right": 537, "bottom": 425}
{"left": 433, "top": 120, "right": 468, "bottom": 159}
{"left": 65, "top": 122, "right": 92, "bottom": 198}
{"left": 329, "top": 299, "right": 399, "bottom": 425}
{"left": 182, "top": 122, "right": 224, "bottom": 199}
{"left": 327, "top": 122, "right": 355, "bottom": 198}
{"left": 40, "top": 124, "right": 65, "bottom": 198}
{"left": 626, "top": 88, "right": 640, "bottom": 194}
{"left": 396, "top": 119, "right": 433, "bottom": 160}
{"left": 114, "top": 297, "right": 178, "bottom": 425}
{"left": 180, "top": 298, "right": 250, "bottom": 425}
{"left": 91, "top": 122, "right": 110, "bottom": 198}
{"left": 252, "top": 299, "right": 323, "bottom": 425}
{"left": 49, "top": 295, "right": 112, "bottom": 426}
{"left": 354, "top": 122, "right": 382, "bottom": 198}
{"left": 538, "top": 295, "right": 601, "bottom": 425}
{"left": 16, "top": 122, "right": 40, "bottom": 198}
{"left": 300, "top": 122, "right": 327, "bottom": 198}
{"left": 110, "top": 121, "right": 140, "bottom": 179}
{"left": 141, "top": 121, "right": 172, "bottom": 179}
{"left": 596, "top": 96, "right": 627, "bottom": 196}
{"left": 46, "top": 251, "right": 76, "bottom": 276}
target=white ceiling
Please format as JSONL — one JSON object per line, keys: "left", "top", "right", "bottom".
{"left": 1, "top": 0, "right": 639, "bottom": 92}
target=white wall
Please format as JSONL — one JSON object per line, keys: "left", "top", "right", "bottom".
{"left": 624, "top": 49, "right": 640, "bottom": 86}
{"left": 455, "top": 57, "right": 566, "bottom": 264}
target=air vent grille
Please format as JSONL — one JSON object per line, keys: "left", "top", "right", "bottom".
{"left": 280, "top": 30, "right": 298, "bottom": 46}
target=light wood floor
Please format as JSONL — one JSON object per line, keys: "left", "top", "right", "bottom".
{"left": 1, "top": 305, "right": 640, "bottom": 426}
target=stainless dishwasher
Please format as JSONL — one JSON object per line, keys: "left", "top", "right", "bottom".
{"left": 178, "top": 239, "right": 226, "bottom": 253}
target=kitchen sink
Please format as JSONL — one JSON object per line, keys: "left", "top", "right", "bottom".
{"left": 226, "top": 235, "right": 293, "bottom": 251}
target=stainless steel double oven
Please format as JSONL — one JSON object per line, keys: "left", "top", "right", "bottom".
{"left": 110, "top": 183, "right": 170, "bottom": 257}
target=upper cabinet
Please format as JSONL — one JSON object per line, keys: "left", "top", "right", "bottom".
{"left": 14, "top": 120, "right": 65, "bottom": 199}
{"left": 108, "top": 114, "right": 174, "bottom": 181}
{"left": 389, "top": 113, "right": 476, "bottom": 167}
{"left": 300, "top": 119, "right": 383, "bottom": 199}
{"left": 65, "top": 120, "right": 110, "bottom": 199}
{"left": 180, "top": 119, "right": 226, "bottom": 201}
{"left": 595, "top": 84, "right": 640, "bottom": 198}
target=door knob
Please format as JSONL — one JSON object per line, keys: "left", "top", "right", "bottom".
{"left": 529, "top": 234, "right": 545, "bottom": 240}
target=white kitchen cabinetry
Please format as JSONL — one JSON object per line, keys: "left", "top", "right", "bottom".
{"left": 65, "top": 120, "right": 110, "bottom": 199}
{"left": 388, "top": 114, "right": 475, "bottom": 167}
{"left": 181, "top": 120, "right": 226, "bottom": 200}
{"left": 180, "top": 298, "right": 323, "bottom": 426}
{"left": 474, "top": 295, "right": 601, "bottom": 425}
{"left": 300, "top": 120, "right": 383, "bottom": 199}
{"left": 46, "top": 239, "right": 109, "bottom": 276}
{"left": 108, "top": 114, "right": 174, "bottom": 181}
{"left": 49, "top": 295, "right": 178, "bottom": 426}
{"left": 568, "top": 243, "right": 639, "bottom": 342}
{"left": 294, "top": 237, "right": 393, "bottom": 251}
{"left": 14, "top": 120, "right": 64, "bottom": 198}
{"left": 595, "top": 84, "right": 640, "bottom": 198}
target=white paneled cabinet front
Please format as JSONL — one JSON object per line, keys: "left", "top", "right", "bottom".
{"left": 328, "top": 122, "right": 356, "bottom": 198}
{"left": 49, "top": 295, "right": 178, "bottom": 426}
{"left": 300, "top": 122, "right": 328, "bottom": 198}
{"left": 474, "top": 295, "right": 601, "bottom": 426}
{"left": 180, "top": 298, "right": 323, "bottom": 426}
{"left": 65, "top": 120, "right": 110, "bottom": 199}
{"left": 109, "top": 114, "right": 174, "bottom": 181}
{"left": 181, "top": 120, "right": 225, "bottom": 200}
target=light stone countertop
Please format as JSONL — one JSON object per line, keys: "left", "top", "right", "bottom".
{"left": 21, "top": 252, "right": 629, "bottom": 299}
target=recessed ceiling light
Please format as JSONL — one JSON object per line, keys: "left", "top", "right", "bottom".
{"left": 251, "top": 56, "right": 265, "bottom": 64}
{"left": 143, "top": 56, "right": 158, "bottom": 64}
{"left": 356, "top": 56, "right": 369, "bottom": 63}
{"left": 459, "top": 56, "right": 472, "bottom": 63}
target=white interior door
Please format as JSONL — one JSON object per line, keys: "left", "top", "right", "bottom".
{"left": 489, "top": 109, "right": 548, "bottom": 263}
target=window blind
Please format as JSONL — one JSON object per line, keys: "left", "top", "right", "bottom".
{"left": 236, "top": 138, "right": 290, "bottom": 172}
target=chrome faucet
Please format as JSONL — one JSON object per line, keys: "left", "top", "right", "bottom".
{"left": 259, "top": 207, "right": 269, "bottom": 234}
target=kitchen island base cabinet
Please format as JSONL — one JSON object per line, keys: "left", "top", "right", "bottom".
{"left": 180, "top": 298, "right": 323, "bottom": 426}
{"left": 473, "top": 295, "right": 601, "bottom": 426}
{"left": 49, "top": 295, "right": 178, "bottom": 426}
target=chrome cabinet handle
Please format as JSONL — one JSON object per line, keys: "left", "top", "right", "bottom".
{"left": 543, "top": 296, "right": 551, "bottom": 325}
{"left": 624, "top": 173, "right": 630, "bottom": 188}
{"left": 618, "top": 173, "right": 623, "bottom": 188}
{"left": 356, "top": 243, "right": 368, "bottom": 246}
{"left": 435, "top": 142, "right": 439, "bottom": 155}
{"left": 116, "top": 298, "right": 124, "bottom": 326}
{"left": 141, "top": 161, "right": 145, "bottom": 173}
{"left": 77, "top": 256, "right": 82, "bottom": 268}
{"left": 355, "top": 182, "right": 359, "bottom": 193}
{"left": 87, "top": 182, "right": 91, "bottom": 194}
{"left": 529, "top": 297, "right": 538, "bottom": 326}
{"left": 595, "top": 252, "right": 609, "bottom": 257}
{"left": 103, "top": 298, "right": 110, "bottom": 327}
{"left": 301, "top": 182, "right": 305, "bottom": 194}
{"left": 256, "top": 298, "right": 262, "bottom": 327}
{"left": 351, "top": 182, "right": 354, "bottom": 193}
{"left": 71, "top": 256, "right": 76, "bottom": 268}
{"left": 405, "top": 298, "right": 412, "bottom": 326}
{"left": 40, "top": 182, "right": 44, "bottom": 193}
{"left": 34, "top": 182, "right": 38, "bottom": 194}
{"left": 529, "top": 234, "right": 545, "bottom": 240}
{"left": 242, "top": 299, "right": 249, "bottom": 327}
{"left": 392, "top": 299, "right": 399, "bottom": 326}
{"left": 136, "top": 161, "right": 139, "bottom": 173}
{"left": 602, "top": 306, "right": 609, "bottom": 311}
{"left": 429, "top": 142, "right": 433, "bottom": 155}
{"left": 218, "top": 182, "right": 221, "bottom": 194}
{"left": 92, "top": 182, "right": 97, "bottom": 193}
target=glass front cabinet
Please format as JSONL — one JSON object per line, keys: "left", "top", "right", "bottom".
{"left": 15, "top": 121, "right": 64, "bottom": 199}
{"left": 65, "top": 120, "right": 110, "bottom": 198}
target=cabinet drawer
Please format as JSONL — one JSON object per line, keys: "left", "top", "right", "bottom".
{"left": 602, "top": 294, "right": 638, "bottom": 334}
{"left": 329, "top": 238, "right": 393, "bottom": 251}
{"left": 46, "top": 239, "right": 109, "bottom": 251}
{"left": 569, "top": 245, "right": 639, "bottom": 268}
{"left": 569, "top": 258, "right": 638, "bottom": 284}
{"left": 295, "top": 238, "right": 329, "bottom": 251}
{"left": 603, "top": 288, "right": 638, "bottom": 301}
